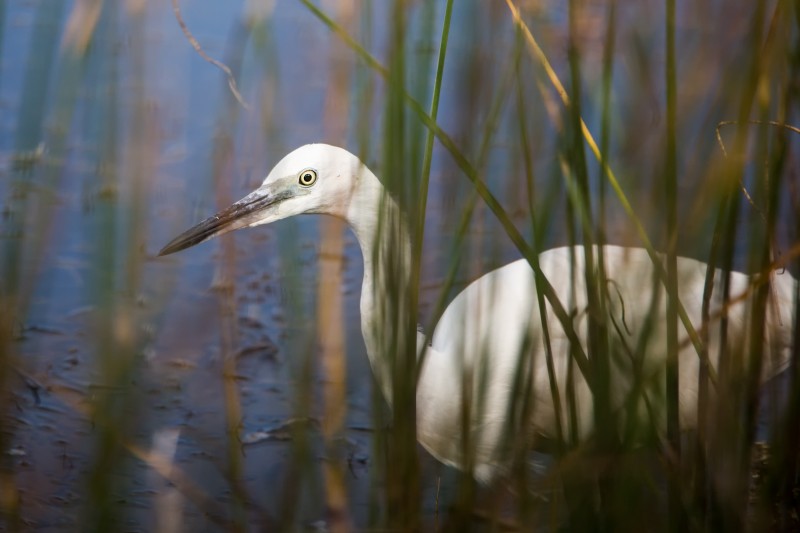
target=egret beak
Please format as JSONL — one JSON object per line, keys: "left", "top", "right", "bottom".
{"left": 158, "top": 185, "right": 294, "bottom": 256}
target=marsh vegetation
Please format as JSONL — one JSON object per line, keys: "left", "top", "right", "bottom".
{"left": 0, "top": 0, "right": 799, "bottom": 531}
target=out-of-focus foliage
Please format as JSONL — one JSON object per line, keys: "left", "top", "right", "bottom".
{"left": 0, "top": 0, "right": 797, "bottom": 530}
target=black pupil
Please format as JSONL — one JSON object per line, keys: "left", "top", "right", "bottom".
{"left": 302, "top": 173, "right": 312, "bottom": 183}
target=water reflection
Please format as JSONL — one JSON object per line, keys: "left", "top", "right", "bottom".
{"left": 0, "top": 0, "right": 798, "bottom": 530}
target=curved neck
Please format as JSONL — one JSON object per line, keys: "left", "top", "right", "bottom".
{"left": 345, "top": 169, "right": 414, "bottom": 404}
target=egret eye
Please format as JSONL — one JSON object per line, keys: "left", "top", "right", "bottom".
{"left": 298, "top": 169, "right": 318, "bottom": 187}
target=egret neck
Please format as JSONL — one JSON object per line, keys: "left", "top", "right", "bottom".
{"left": 345, "top": 163, "right": 416, "bottom": 406}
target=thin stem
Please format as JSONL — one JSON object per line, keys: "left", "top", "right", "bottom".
{"left": 664, "top": 0, "right": 683, "bottom": 530}
{"left": 413, "top": 0, "right": 452, "bottom": 352}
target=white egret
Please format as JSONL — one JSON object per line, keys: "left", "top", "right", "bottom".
{"left": 160, "top": 143, "right": 797, "bottom": 481}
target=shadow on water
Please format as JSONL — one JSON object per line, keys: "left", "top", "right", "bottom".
{"left": 0, "top": 0, "right": 798, "bottom": 531}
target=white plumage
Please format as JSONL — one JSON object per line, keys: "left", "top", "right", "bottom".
{"left": 160, "top": 143, "right": 797, "bottom": 481}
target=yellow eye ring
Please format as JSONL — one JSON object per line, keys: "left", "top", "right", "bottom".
{"left": 298, "top": 168, "right": 318, "bottom": 187}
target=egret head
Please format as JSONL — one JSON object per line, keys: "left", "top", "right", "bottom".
{"left": 159, "top": 144, "right": 365, "bottom": 256}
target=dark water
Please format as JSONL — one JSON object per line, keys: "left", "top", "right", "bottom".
{"left": 1, "top": 0, "right": 798, "bottom": 530}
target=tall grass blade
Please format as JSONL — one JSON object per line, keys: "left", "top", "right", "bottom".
{"left": 664, "top": 0, "right": 683, "bottom": 530}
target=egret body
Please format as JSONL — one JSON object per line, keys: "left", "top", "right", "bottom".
{"left": 160, "top": 144, "right": 797, "bottom": 481}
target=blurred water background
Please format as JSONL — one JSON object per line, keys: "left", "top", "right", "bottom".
{"left": 0, "top": 0, "right": 798, "bottom": 531}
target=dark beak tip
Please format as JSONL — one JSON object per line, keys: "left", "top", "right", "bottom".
{"left": 157, "top": 190, "right": 268, "bottom": 259}
{"left": 157, "top": 226, "right": 216, "bottom": 258}
{"left": 157, "top": 239, "right": 191, "bottom": 258}
{"left": 156, "top": 241, "right": 176, "bottom": 257}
